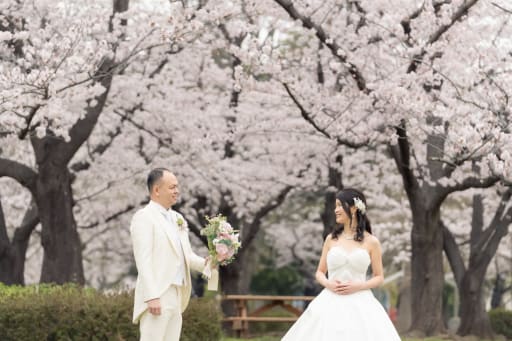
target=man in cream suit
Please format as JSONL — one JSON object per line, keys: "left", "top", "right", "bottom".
{"left": 130, "top": 168, "right": 206, "bottom": 341}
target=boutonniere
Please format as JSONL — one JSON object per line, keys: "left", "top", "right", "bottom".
{"left": 177, "top": 217, "right": 188, "bottom": 231}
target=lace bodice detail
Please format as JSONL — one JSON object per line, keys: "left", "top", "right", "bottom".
{"left": 327, "top": 246, "right": 371, "bottom": 282}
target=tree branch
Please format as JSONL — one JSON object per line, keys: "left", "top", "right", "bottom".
{"left": 442, "top": 175, "right": 500, "bottom": 196}
{"left": 400, "top": 2, "right": 426, "bottom": 46}
{"left": 407, "top": 0, "right": 480, "bottom": 73}
{"left": 0, "top": 158, "right": 38, "bottom": 194}
{"left": 283, "top": 82, "right": 331, "bottom": 139}
{"left": 273, "top": 0, "right": 368, "bottom": 92}
{"left": 52, "top": 0, "right": 130, "bottom": 165}
{"left": 283, "top": 83, "right": 368, "bottom": 148}
{"left": 442, "top": 221, "right": 465, "bottom": 287}
{"left": 242, "top": 185, "right": 293, "bottom": 247}
{"left": 473, "top": 187, "right": 512, "bottom": 268}
{"left": 492, "top": 2, "right": 512, "bottom": 14}
{"left": 78, "top": 200, "right": 144, "bottom": 229}
{"left": 389, "top": 120, "right": 417, "bottom": 191}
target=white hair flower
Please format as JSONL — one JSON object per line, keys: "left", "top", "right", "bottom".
{"left": 353, "top": 197, "right": 366, "bottom": 214}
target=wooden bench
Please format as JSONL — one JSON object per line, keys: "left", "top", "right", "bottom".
{"left": 222, "top": 295, "right": 315, "bottom": 337}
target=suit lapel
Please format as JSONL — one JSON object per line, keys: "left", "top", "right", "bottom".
{"left": 148, "top": 204, "right": 180, "bottom": 256}
{"left": 172, "top": 211, "right": 191, "bottom": 269}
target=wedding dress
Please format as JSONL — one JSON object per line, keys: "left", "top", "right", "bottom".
{"left": 282, "top": 245, "right": 401, "bottom": 340}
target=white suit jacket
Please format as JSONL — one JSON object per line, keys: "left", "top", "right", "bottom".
{"left": 130, "top": 202, "right": 205, "bottom": 323}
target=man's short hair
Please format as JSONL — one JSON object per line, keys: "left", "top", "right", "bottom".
{"left": 147, "top": 168, "right": 171, "bottom": 192}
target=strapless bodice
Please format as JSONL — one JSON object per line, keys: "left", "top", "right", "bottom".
{"left": 326, "top": 246, "right": 370, "bottom": 282}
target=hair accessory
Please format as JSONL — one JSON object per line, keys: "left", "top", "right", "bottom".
{"left": 353, "top": 197, "right": 366, "bottom": 214}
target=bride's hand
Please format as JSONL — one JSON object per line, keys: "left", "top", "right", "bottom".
{"left": 338, "top": 281, "right": 363, "bottom": 295}
{"left": 325, "top": 279, "right": 343, "bottom": 293}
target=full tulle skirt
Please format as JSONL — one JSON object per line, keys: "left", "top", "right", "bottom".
{"left": 281, "top": 288, "right": 401, "bottom": 341}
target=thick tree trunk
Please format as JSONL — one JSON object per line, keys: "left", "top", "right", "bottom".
{"left": 409, "top": 205, "right": 445, "bottom": 335}
{"left": 37, "top": 165, "right": 84, "bottom": 284}
{"left": 458, "top": 272, "right": 494, "bottom": 337}
{"left": 0, "top": 199, "right": 15, "bottom": 284}
{"left": 220, "top": 250, "right": 250, "bottom": 319}
{"left": 0, "top": 199, "right": 38, "bottom": 285}
{"left": 220, "top": 252, "right": 250, "bottom": 294}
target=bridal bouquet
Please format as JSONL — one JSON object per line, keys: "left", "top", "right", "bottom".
{"left": 200, "top": 215, "right": 241, "bottom": 290}
{"left": 201, "top": 215, "right": 241, "bottom": 266}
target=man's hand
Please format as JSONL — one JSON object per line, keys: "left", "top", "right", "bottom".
{"left": 147, "top": 298, "right": 161, "bottom": 315}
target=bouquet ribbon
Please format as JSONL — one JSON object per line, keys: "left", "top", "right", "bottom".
{"left": 202, "top": 258, "right": 219, "bottom": 291}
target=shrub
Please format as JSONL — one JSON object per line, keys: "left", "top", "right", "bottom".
{"left": 250, "top": 266, "right": 304, "bottom": 295}
{"left": 489, "top": 308, "right": 512, "bottom": 339}
{"left": 0, "top": 283, "right": 221, "bottom": 341}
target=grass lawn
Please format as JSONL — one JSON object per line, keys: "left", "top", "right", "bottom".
{"left": 221, "top": 337, "right": 495, "bottom": 341}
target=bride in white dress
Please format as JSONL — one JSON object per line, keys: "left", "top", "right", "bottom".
{"left": 282, "top": 188, "right": 401, "bottom": 341}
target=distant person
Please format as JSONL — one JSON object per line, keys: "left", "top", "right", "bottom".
{"left": 282, "top": 188, "right": 401, "bottom": 340}
{"left": 130, "top": 168, "right": 207, "bottom": 341}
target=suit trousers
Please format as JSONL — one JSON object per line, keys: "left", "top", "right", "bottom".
{"left": 139, "top": 285, "right": 183, "bottom": 341}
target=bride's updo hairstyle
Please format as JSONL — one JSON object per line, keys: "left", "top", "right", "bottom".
{"left": 332, "top": 188, "right": 372, "bottom": 242}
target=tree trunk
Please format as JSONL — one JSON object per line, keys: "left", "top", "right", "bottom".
{"left": 491, "top": 273, "right": 508, "bottom": 309}
{"left": 321, "top": 155, "right": 343, "bottom": 239}
{"left": 0, "top": 199, "right": 38, "bottom": 285}
{"left": 444, "top": 188, "right": 511, "bottom": 338}
{"left": 0, "top": 198, "right": 14, "bottom": 284}
{"left": 409, "top": 204, "right": 445, "bottom": 335}
{"left": 220, "top": 249, "right": 250, "bottom": 318}
{"left": 457, "top": 272, "right": 494, "bottom": 337}
{"left": 37, "top": 165, "right": 84, "bottom": 284}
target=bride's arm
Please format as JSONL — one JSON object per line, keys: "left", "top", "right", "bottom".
{"left": 315, "top": 235, "right": 338, "bottom": 291}
{"left": 362, "top": 235, "right": 385, "bottom": 289}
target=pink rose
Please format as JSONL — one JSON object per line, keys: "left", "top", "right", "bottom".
{"left": 216, "top": 243, "right": 230, "bottom": 262}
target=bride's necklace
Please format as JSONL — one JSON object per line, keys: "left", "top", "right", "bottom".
{"left": 341, "top": 231, "right": 356, "bottom": 240}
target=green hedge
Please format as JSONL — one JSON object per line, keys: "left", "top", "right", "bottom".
{"left": 0, "top": 284, "right": 221, "bottom": 341}
{"left": 489, "top": 308, "right": 512, "bottom": 339}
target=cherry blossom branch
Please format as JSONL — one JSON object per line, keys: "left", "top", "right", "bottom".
{"left": 475, "top": 187, "right": 512, "bottom": 251}
{"left": 407, "top": 0, "right": 480, "bottom": 73}
{"left": 442, "top": 175, "right": 500, "bottom": 196}
{"left": 112, "top": 109, "right": 173, "bottom": 147}
{"left": 492, "top": 2, "right": 512, "bottom": 15}
{"left": 242, "top": 185, "right": 293, "bottom": 247}
{"left": 282, "top": 82, "right": 330, "bottom": 139}
{"left": 282, "top": 82, "right": 369, "bottom": 148}
{"left": 78, "top": 200, "right": 145, "bottom": 231}
{"left": 74, "top": 170, "right": 145, "bottom": 203}
{"left": 400, "top": 2, "right": 426, "bottom": 46}
{"left": 389, "top": 120, "right": 418, "bottom": 190}
{"left": 273, "top": 0, "right": 368, "bottom": 93}
{"left": 17, "top": 104, "right": 41, "bottom": 140}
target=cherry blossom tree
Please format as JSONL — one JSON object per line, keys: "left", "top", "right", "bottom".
{"left": 234, "top": 0, "right": 512, "bottom": 335}
{"left": 0, "top": 0, "right": 233, "bottom": 284}
{"left": 443, "top": 184, "right": 512, "bottom": 337}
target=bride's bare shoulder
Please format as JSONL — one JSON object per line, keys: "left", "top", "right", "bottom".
{"left": 364, "top": 233, "right": 381, "bottom": 248}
